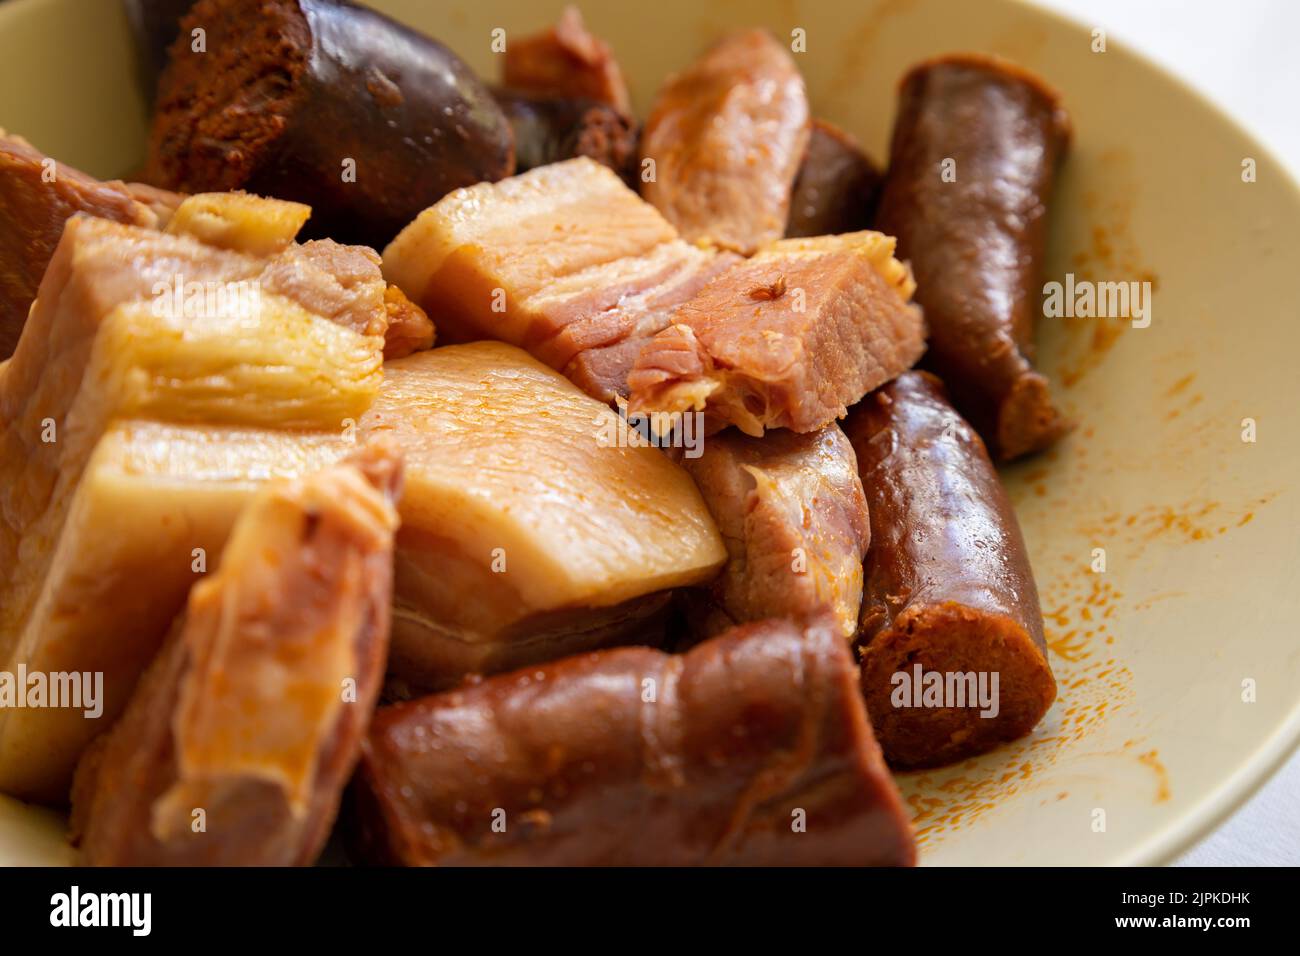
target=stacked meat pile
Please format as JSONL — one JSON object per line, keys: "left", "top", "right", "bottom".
{"left": 0, "top": 1, "right": 1073, "bottom": 867}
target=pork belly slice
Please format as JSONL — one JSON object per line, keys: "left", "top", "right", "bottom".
{"left": 683, "top": 424, "right": 870, "bottom": 640}
{"left": 640, "top": 30, "right": 810, "bottom": 254}
{"left": 70, "top": 442, "right": 401, "bottom": 866}
{"left": 0, "top": 194, "right": 388, "bottom": 801}
{"left": 361, "top": 342, "right": 727, "bottom": 690}
{"left": 627, "top": 232, "right": 925, "bottom": 435}
{"left": 0, "top": 421, "right": 354, "bottom": 801}
{"left": 383, "top": 157, "right": 731, "bottom": 401}
{"left": 502, "top": 6, "right": 632, "bottom": 116}
{"left": 349, "top": 617, "right": 916, "bottom": 866}
{"left": 0, "top": 130, "right": 184, "bottom": 359}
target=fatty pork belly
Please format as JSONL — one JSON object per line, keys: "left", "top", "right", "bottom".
{"left": 640, "top": 29, "right": 810, "bottom": 254}
{"left": 383, "top": 157, "right": 738, "bottom": 404}
{"left": 349, "top": 616, "right": 915, "bottom": 867}
{"left": 0, "top": 193, "right": 387, "bottom": 801}
{"left": 71, "top": 443, "right": 401, "bottom": 866}
{"left": 0, "top": 130, "right": 183, "bottom": 358}
{"left": 627, "top": 232, "right": 925, "bottom": 436}
{"left": 684, "top": 425, "right": 870, "bottom": 641}
{"left": 361, "top": 342, "right": 726, "bottom": 690}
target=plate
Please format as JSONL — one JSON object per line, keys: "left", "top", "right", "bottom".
{"left": 1, "top": 0, "right": 1298, "bottom": 865}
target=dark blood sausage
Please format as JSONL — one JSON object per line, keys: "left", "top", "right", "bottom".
{"left": 785, "top": 119, "right": 882, "bottom": 238}
{"left": 145, "top": 0, "right": 514, "bottom": 248}
{"left": 494, "top": 89, "right": 637, "bottom": 182}
{"left": 122, "top": 0, "right": 199, "bottom": 99}
{"left": 844, "top": 371, "right": 1057, "bottom": 769}
{"left": 874, "top": 54, "right": 1072, "bottom": 460}
{"left": 349, "top": 617, "right": 916, "bottom": 866}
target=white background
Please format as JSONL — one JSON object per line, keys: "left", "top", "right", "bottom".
{"left": 1036, "top": 0, "right": 1300, "bottom": 867}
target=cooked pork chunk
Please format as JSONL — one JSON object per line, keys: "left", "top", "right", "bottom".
{"left": 361, "top": 342, "right": 727, "bottom": 688}
{"left": 0, "top": 131, "right": 183, "bottom": 358}
{"left": 383, "top": 157, "right": 735, "bottom": 402}
{"left": 503, "top": 6, "right": 632, "bottom": 116}
{"left": 640, "top": 30, "right": 810, "bottom": 254}
{"left": 684, "top": 425, "right": 869, "bottom": 639}
{"left": 0, "top": 194, "right": 388, "bottom": 800}
{"left": 627, "top": 232, "right": 924, "bottom": 435}
{"left": 71, "top": 443, "right": 401, "bottom": 865}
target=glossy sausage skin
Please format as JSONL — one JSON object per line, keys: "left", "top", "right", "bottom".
{"left": 844, "top": 372, "right": 1056, "bottom": 768}
{"left": 785, "top": 120, "right": 882, "bottom": 238}
{"left": 349, "top": 617, "right": 916, "bottom": 866}
{"left": 494, "top": 89, "right": 637, "bottom": 182}
{"left": 874, "top": 54, "right": 1071, "bottom": 460}
{"left": 146, "top": 0, "right": 514, "bottom": 249}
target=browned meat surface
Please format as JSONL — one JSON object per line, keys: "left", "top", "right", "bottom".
{"left": 640, "top": 29, "right": 810, "bottom": 254}
{"left": 381, "top": 285, "right": 435, "bottom": 360}
{"left": 844, "top": 371, "right": 1057, "bottom": 768}
{"left": 0, "top": 131, "right": 182, "bottom": 359}
{"left": 627, "top": 232, "right": 925, "bottom": 434}
{"left": 503, "top": 6, "right": 632, "bottom": 116}
{"left": 786, "top": 120, "right": 882, "bottom": 237}
{"left": 383, "top": 158, "right": 738, "bottom": 402}
{"left": 349, "top": 617, "right": 916, "bottom": 866}
{"left": 70, "top": 442, "right": 402, "bottom": 865}
{"left": 684, "top": 424, "right": 870, "bottom": 640}
{"left": 874, "top": 53, "right": 1072, "bottom": 459}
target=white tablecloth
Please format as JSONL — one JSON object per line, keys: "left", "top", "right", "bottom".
{"left": 1035, "top": 0, "right": 1300, "bottom": 868}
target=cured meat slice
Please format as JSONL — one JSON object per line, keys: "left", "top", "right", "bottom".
{"left": 683, "top": 424, "right": 869, "bottom": 640}
{"left": 70, "top": 442, "right": 401, "bottom": 865}
{"left": 627, "top": 232, "right": 924, "bottom": 435}
{"left": 361, "top": 342, "right": 726, "bottom": 689}
{"left": 640, "top": 29, "right": 810, "bottom": 253}
{"left": 349, "top": 617, "right": 916, "bottom": 866}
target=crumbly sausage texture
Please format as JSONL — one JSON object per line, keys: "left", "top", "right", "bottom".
{"left": 146, "top": 0, "right": 514, "bottom": 248}
{"left": 845, "top": 371, "right": 1057, "bottom": 768}
{"left": 349, "top": 617, "right": 916, "bottom": 866}
{"left": 874, "top": 53, "right": 1072, "bottom": 460}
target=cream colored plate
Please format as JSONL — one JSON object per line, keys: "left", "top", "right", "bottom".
{"left": 2, "top": 0, "right": 1298, "bottom": 866}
